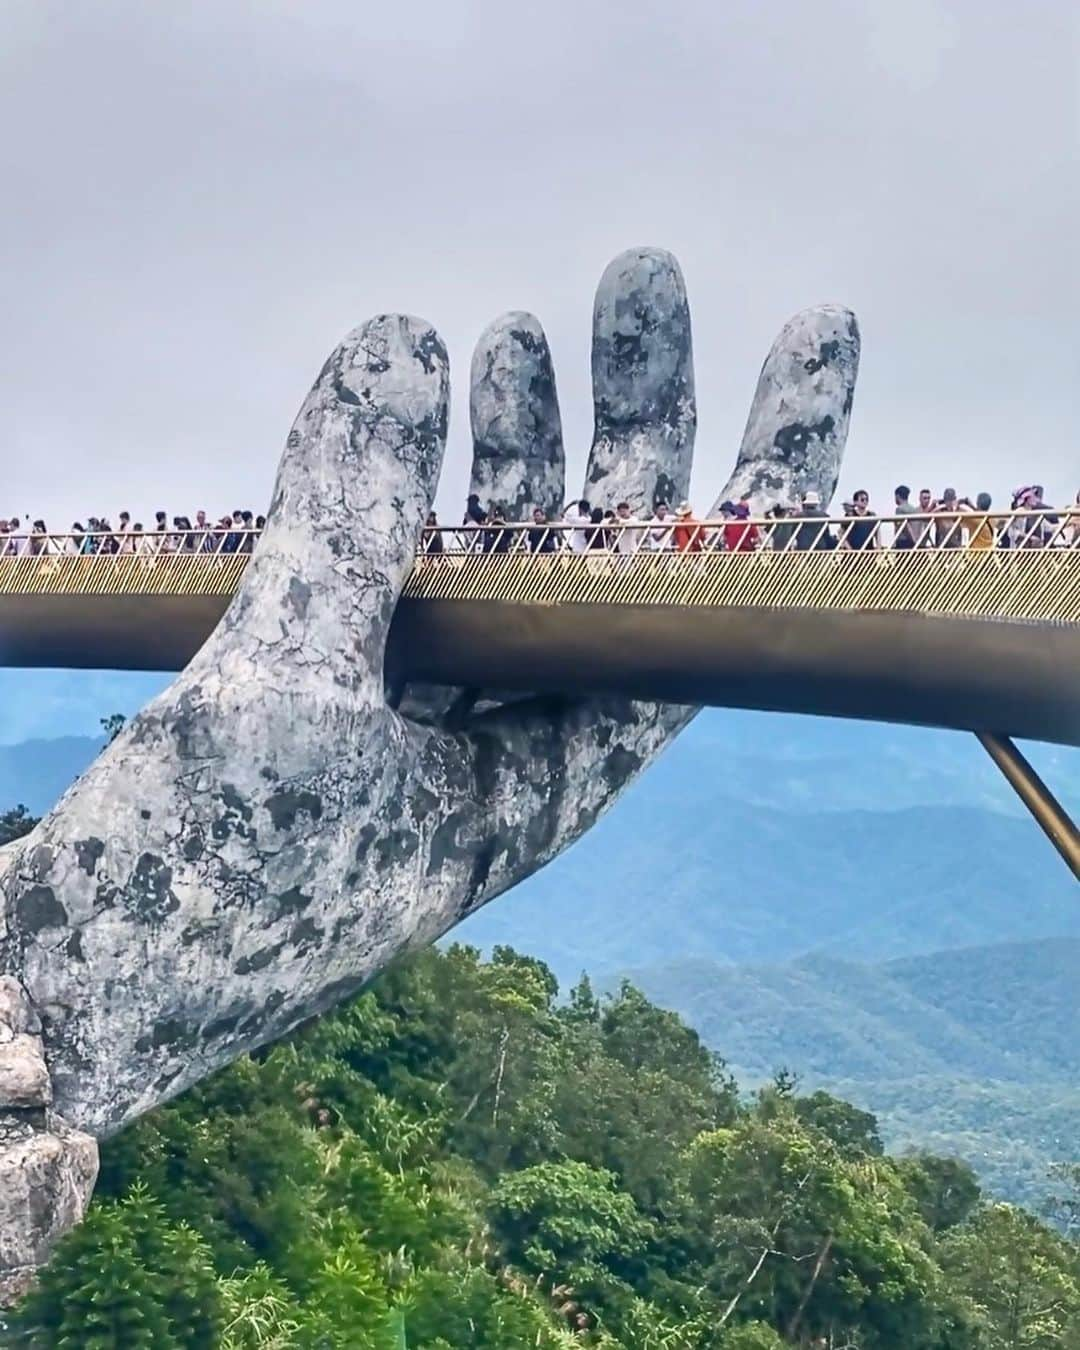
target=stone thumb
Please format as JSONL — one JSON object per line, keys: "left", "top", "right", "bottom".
{"left": 218, "top": 314, "right": 450, "bottom": 697}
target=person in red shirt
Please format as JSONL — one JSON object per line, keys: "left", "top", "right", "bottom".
{"left": 720, "top": 500, "right": 759, "bottom": 552}
{"left": 673, "top": 502, "right": 705, "bottom": 552}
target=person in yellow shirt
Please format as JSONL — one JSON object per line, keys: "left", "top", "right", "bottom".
{"left": 964, "top": 491, "right": 997, "bottom": 549}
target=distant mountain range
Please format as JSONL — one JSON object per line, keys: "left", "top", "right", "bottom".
{"left": 458, "top": 711, "right": 1079, "bottom": 980}
{"left": 615, "top": 939, "right": 1080, "bottom": 1212}
{"left": 4, "top": 699, "right": 1076, "bottom": 1211}
{"left": 7, "top": 715, "right": 1077, "bottom": 975}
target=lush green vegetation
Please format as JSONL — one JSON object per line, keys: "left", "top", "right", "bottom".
{"left": 616, "top": 941, "right": 1080, "bottom": 1214}
{"left": 7, "top": 945, "right": 1079, "bottom": 1348}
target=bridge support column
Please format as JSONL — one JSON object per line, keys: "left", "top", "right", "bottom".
{"left": 977, "top": 733, "right": 1080, "bottom": 881}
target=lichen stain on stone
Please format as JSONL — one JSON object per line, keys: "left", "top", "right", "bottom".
{"left": 15, "top": 887, "right": 67, "bottom": 936}
{"left": 287, "top": 576, "right": 312, "bottom": 620}
{"left": 273, "top": 886, "right": 311, "bottom": 918}
{"left": 128, "top": 854, "right": 180, "bottom": 924}
{"left": 73, "top": 839, "right": 104, "bottom": 877}
{"left": 233, "top": 941, "right": 287, "bottom": 977}
{"left": 265, "top": 789, "right": 324, "bottom": 832}
{"left": 27, "top": 845, "right": 55, "bottom": 883}
{"left": 134, "top": 1017, "right": 197, "bottom": 1054}
{"left": 289, "top": 917, "right": 323, "bottom": 948}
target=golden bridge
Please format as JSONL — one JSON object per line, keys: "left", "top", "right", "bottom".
{"left": 2, "top": 514, "right": 1078, "bottom": 875}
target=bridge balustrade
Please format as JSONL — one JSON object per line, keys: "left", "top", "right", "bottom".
{"left": 0, "top": 513, "right": 1077, "bottom": 623}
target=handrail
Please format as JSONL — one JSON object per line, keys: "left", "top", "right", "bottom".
{"left": 1, "top": 511, "right": 1076, "bottom": 560}
{"left": 1, "top": 514, "right": 1078, "bottom": 623}
{"left": 422, "top": 508, "right": 1078, "bottom": 555}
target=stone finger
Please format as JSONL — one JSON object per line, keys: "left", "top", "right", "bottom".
{"left": 469, "top": 312, "right": 565, "bottom": 521}
{"left": 714, "top": 304, "right": 859, "bottom": 512}
{"left": 221, "top": 313, "right": 450, "bottom": 699}
{"left": 584, "top": 247, "right": 696, "bottom": 514}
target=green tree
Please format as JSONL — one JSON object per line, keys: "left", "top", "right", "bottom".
{"left": 10, "top": 1194, "right": 219, "bottom": 1349}
{"left": 794, "top": 1089, "right": 884, "bottom": 1158}
{"left": 900, "top": 1153, "right": 983, "bottom": 1232}
{"left": 490, "top": 1159, "right": 654, "bottom": 1318}
{"left": 101, "top": 713, "right": 127, "bottom": 743}
{"left": 0, "top": 804, "right": 38, "bottom": 846}
{"left": 939, "top": 1203, "right": 1080, "bottom": 1348}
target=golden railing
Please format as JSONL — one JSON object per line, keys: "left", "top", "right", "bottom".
{"left": 0, "top": 531, "right": 255, "bottom": 597}
{"left": 406, "top": 511, "right": 1080, "bottom": 624}
{"left": 1, "top": 514, "right": 1078, "bottom": 623}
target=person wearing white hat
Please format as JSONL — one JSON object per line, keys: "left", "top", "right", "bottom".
{"left": 794, "top": 489, "right": 834, "bottom": 551}
{"left": 673, "top": 501, "right": 705, "bottom": 552}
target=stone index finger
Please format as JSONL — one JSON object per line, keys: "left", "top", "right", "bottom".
{"left": 585, "top": 247, "right": 696, "bottom": 514}
{"left": 715, "top": 304, "right": 860, "bottom": 512}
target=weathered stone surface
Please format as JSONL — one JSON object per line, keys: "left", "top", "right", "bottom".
{"left": 719, "top": 304, "right": 860, "bottom": 511}
{"left": 0, "top": 1034, "right": 50, "bottom": 1108}
{"left": 0, "top": 1113, "right": 97, "bottom": 1300}
{"left": 0, "top": 252, "right": 860, "bottom": 1280}
{"left": 0, "top": 976, "right": 40, "bottom": 1036}
{"left": 469, "top": 312, "right": 564, "bottom": 519}
{"left": 586, "top": 247, "right": 696, "bottom": 514}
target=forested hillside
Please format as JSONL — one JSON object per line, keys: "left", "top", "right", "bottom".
{"left": 618, "top": 940, "right": 1080, "bottom": 1211}
{"left": 7, "top": 944, "right": 1080, "bottom": 1348}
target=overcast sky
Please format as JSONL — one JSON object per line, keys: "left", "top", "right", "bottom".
{"left": 3, "top": 0, "right": 1077, "bottom": 530}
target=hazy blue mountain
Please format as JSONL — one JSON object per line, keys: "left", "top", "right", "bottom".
{"left": 0, "top": 735, "right": 107, "bottom": 814}
{"left": 5, "top": 701, "right": 1078, "bottom": 979}
{"left": 0, "top": 669, "right": 168, "bottom": 746}
{"left": 609, "top": 939, "right": 1080, "bottom": 1211}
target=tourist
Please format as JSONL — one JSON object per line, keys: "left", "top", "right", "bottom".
{"left": 1068, "top": 490, "right": 1080, "bottom": 547}
{"left": 527, "top": 507, "right": 557, "bottom": 553}
{"left": 612, "top": 501, "right": 643, "bottom": 555}
{"left": 563, "top": 498, "right": 592, "bottom": 554}
{"left": 586, "top": 506, "right": 609, "bottom": 551}
{"left": 423, "top": 510, "right": 445, "bottom": 557}
{"left": 768, "top": 503, "right": 798, "bottom": 553}
{"left": 963, "top": 492, "right": 996, "bottom": 550}
{"left": 28, "top": 520, "right": 49, "bottom": 556}
{"left": 483, "top": 512, "right": 514, "bottom": 554}
{"left": 647, "top": 500, "right": 674, "bottom": 551}
{"left": 913, "top": 488, "right": 936, "bottom": 546}
{"left": 841, "top": 490, "right": 878, "bottom": 550}
{"left": 933, "top": 488, "right": 965, "bottom": 548}
{"left": 719, "top": 501, "right": 756, "bottom": 552}
{"left": 673, "top": 502, "right": 705, "bottom": 552}
{"left": 793, "top": 491, "right": 834, "bottom": 551}
{"left": 892, "top": 485, "right": 919, "bottom": 549}
{"left": 1007, "top": 487, "right": 1040, "bottom": 548}
{"left": 1028, "top": 485, "right": 1060, "bottom": 546}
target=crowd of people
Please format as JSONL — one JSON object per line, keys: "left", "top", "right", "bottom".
{"left": 2, "top": 484, "right": 1077, "bottom": 562}
{"left": 425, "top": 483, "right": 1080, "bottom": 555}
{"left": 0, "top": 509, "right": 265, "bottom": 557}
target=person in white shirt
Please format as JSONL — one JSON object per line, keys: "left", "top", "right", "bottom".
{"left": 612, "top": 500, "right": 643, "bottom": 556}
{"left": 563, "top": 499, "right": 592, "bottom": 553}
{"left": 647, "top": 500, "right": 674, "bottom": 551}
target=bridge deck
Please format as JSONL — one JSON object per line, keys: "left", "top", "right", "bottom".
{"left": 1, "top": 521, "right": 1078, "bottom": 747}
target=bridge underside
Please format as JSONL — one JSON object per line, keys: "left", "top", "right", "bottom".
{"left": 3, "top": 593, "right": 1079, "bottom": 748}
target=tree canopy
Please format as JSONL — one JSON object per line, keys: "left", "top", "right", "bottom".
{"left": 6, "top": 943, "right": 1079, "bottom": 1347}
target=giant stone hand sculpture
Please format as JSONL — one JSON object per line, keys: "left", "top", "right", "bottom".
{"left": 0, "top": 247, "right": 858, "bottom": 1298}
